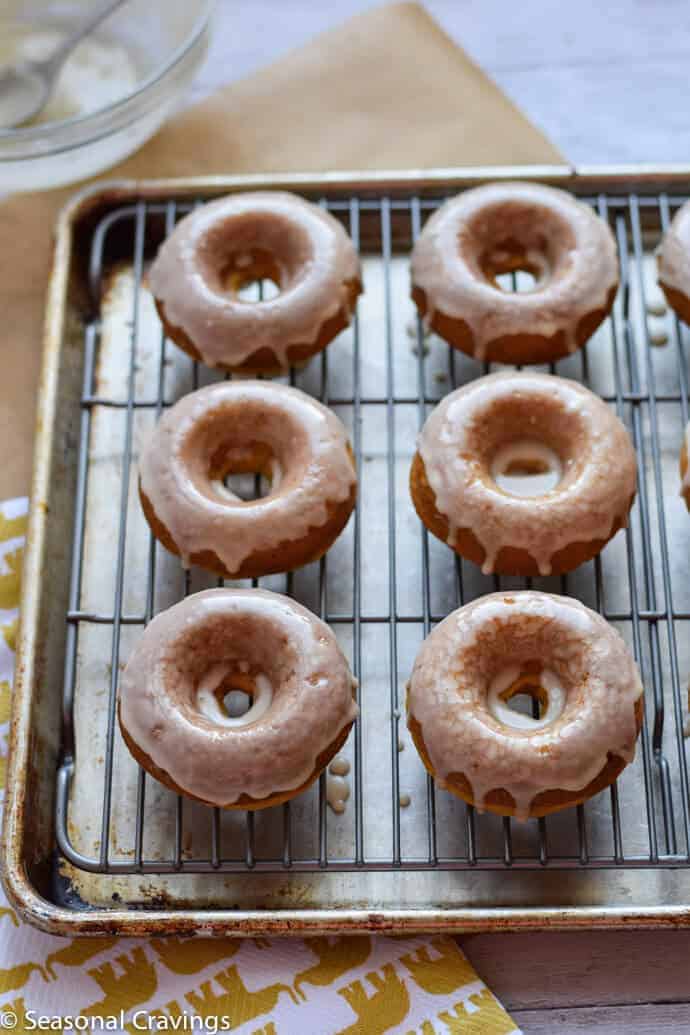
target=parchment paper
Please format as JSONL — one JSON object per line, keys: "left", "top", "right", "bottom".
{"left": 0, "top": 1, "right": 563, "bottom": 497}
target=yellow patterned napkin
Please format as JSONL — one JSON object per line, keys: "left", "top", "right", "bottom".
{"left": 0, "top": 497, "right": 519, "bottom": 1035}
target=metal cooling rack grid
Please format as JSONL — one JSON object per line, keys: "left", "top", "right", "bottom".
{"left": 54, "top": 188, "right": 690, "bottom": 877}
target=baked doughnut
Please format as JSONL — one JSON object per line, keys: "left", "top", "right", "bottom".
{"left": 407, "top": 591, "right": 644, "bottom": 820}
{"left": 410, "top": 372, "right": 636, "bottom": 577}
{"left": 657, "top": 201, "right": 690, "bottom": 325}
{"left": 680, "top": 423, "right": 690, "bottom": 510}
{"left": 139, "top": 381, "right": 357, "bottom": 579}
{"left": 410, "top": 182, "right": 618, "bottom": 364}
{"left": 148, "top": 191, "right": 362, "bottom": 375}
{"left": 118, "top": 588, "right": 358, "bottom": 810}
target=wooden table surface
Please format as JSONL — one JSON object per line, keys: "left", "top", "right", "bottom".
{"left": 197, "top": 4, "right": 689, "bottom": 1031}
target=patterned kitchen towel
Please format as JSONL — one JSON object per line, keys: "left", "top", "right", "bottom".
{"left": 0, "top": 497, "right": 520, "bottom": 1035}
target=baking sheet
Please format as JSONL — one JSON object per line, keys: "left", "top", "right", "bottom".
{"left": 6, "top": 169, "right": 690, "bottom": 934}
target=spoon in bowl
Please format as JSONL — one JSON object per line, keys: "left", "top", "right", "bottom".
{"left": 0, "top": 0, "right": 128, "bottom": 129}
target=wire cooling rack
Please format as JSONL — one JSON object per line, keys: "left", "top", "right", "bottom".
{"left": 54, "top": 186, "right": 690, "bottom": 878}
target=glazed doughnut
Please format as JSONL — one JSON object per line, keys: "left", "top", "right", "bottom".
{"left": 657, "top": 201, "right": 690, "bottom": 325}
{"left": 410, "top": 182, "right": 618, "bottom": 364}
{"left": 407, "top": 592, "right": 644, "bottom": 820}
{"left": 148, "top": 191, "right": 362, "bottom": 375}
{"left": 410, "top": 372, "right": 636, "bottom": 577}
{"left": 680, "top": 423, "right": 690, "bottom": 510}
{"left": 139, "top": 381, "right": 357, "bottom": 579}
{"left": 118, "top": 589, "right": 358, "bottom": 809}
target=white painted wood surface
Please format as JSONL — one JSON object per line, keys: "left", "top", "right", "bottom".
{"left": 192, "top": 4, "right": 690, "bottom": 1031}
{"left": 194, "top": 0, "right": 690, "bottom": 165}
{"left": 464, "top": 931, "right": 690, "bottom": 1011}
{"left": 513, "top": 1004, "right": 690, "bottom": 1034}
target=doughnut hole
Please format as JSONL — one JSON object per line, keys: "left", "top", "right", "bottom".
{"left": 496, "top": 666, "right": 549, "bottom": 722}
{"left": 217, "top": 673, "right": 255, "bottom": 718}
{"left": 479, "top": 236, "right": 545, "bottom": 292}
{"left": 411, "top": 606, "right": 582, "bottom": 731}
{"left": 460, "top": 199, "right": 577, "bottom": 293}
{"left": 179, "top": 400, "right": 313, "bottom": 509}
{"left": 194, "top": 664, "right": 275, "bottom": 729}
{"left": 505, "top": 686, "right": 545, "bottom": 719}
{"left": 460, "top": 610, "right": 587, "bottom": 731}
{"left": 221, "top": 470, "right": 272, "bottom": 501}
{"left": 490, "top": 441, "right": 562, "bottom": 498}
{"left": 219, "top": 247, "right": 282, "bottom": 302}
{"left": 494, "top": 268, "right": 538, "bottom": 293}
{"left": 210, "top": 442, "right": 277, "bottom": 503}
{"left": 222, "top": 688, "right": 252, "bottom": 717}
{"left": 465, "top": 390, "right": 587, "bottom": 499}
{"left": 199, "top": 211, "right": 314, "bottom": 304}
{"left": 209, "top": 441, "right": 281, "bottom": 504}
{"left": 161, "top": 609, "right": 292, "bottom": 730}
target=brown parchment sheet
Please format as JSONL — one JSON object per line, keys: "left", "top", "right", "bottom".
{"left": 0, "top": 2, "right": 562, "bottom": 498}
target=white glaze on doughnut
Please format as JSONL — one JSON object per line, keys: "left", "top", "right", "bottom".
{"left": 118, "top": 588, "right": 358, "bottom": 806}
{"left": 148, "top": 191, "right": 361, "bottom": 370}
{"left": 411, "top": 182, "right": 619, "bottom": 359}
{"left": 657, "top": 201, "right": 690, "bottom": 299}
{"left": 407, "top": 592, "right": 643, "bottom": 820}
{"left": 139, "top": 381, "right": 356, "bottom": 576}
{"left": 417, "top": 372, "right": 637, "bottom": 575}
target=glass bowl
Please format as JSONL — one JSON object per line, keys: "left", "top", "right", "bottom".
{"left": 0, "top": 0, "right": 216, "bottom": 192}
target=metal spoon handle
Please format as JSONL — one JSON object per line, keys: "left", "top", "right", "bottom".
{"left": 38, "top": 0, "right": 128, "bottom": 76}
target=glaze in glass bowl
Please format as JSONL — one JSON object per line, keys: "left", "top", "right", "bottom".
{"left": 0, "top": 0, "right": 215, "bottom": 191}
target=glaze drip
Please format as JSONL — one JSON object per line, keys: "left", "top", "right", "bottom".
{"left": 326, "top": 775, "right": 350, "bottom": 814}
